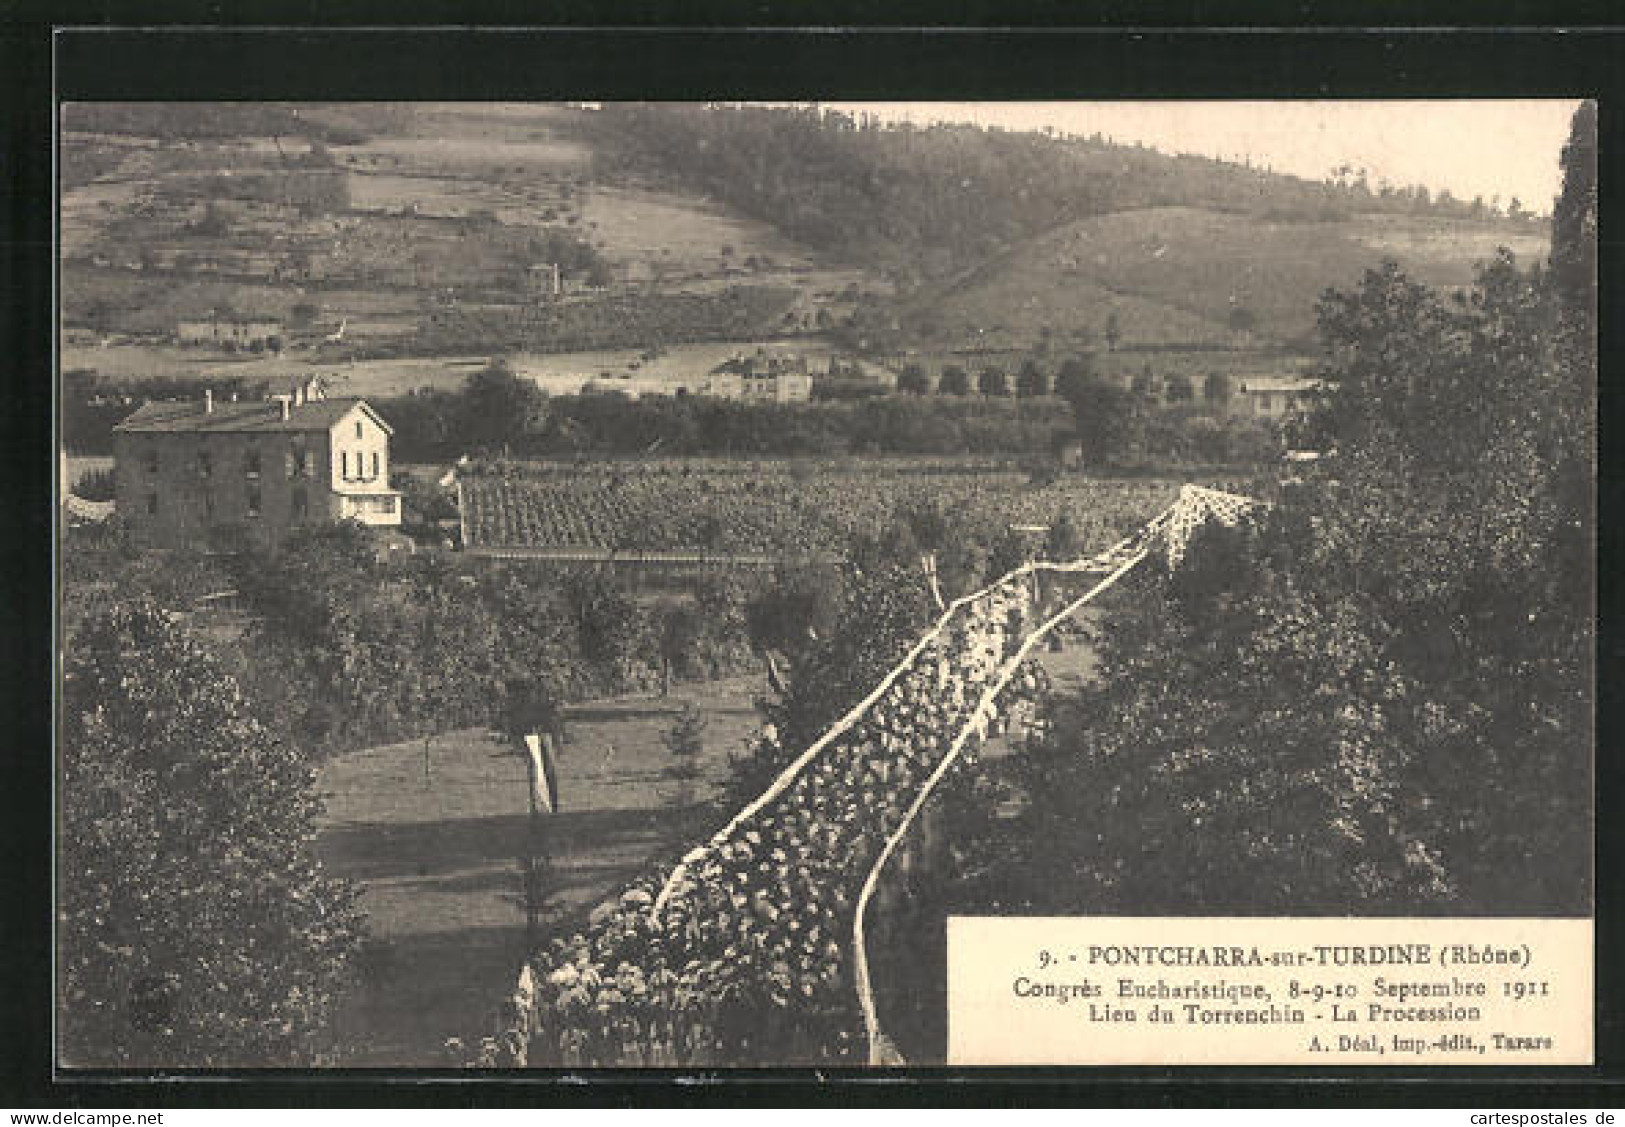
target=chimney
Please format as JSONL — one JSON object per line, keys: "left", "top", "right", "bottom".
{"left": 204, "top": 388, "right": 213, "bottom": 414}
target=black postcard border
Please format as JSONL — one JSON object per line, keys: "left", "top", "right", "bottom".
{"left": 4, "top": 12, "right": 1622, "bottom": 1107}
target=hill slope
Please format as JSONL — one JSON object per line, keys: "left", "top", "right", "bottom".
{"left": 60, "top": 101, "right": 1551, "bottom": 374}
{"left": 903, "top": 206, "right": 1550, "bottom": 353}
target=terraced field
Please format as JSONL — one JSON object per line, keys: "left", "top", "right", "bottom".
{"left": 459, "top": 459, "right": 1182, "bottom": 555}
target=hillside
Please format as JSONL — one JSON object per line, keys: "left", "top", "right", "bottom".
{"left": 60, "top": 103, "right": 875, "bottom": 368}
{"left": 60, "top": 100, "right": 1550, "bottom": 396}
{"left": 904, "top": 206, "right": 1550, "bottom": 352}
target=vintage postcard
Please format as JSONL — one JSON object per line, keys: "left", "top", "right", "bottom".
{"left": 55, "top": 99, "right": 1595, "bottom": 1070}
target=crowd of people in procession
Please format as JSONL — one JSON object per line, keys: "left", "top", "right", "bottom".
{"left": 449, "top": 564, "right": 1082, "bottom": 1069}
{"left": 441, "top": 491, "right": 1228, "bottom": 1068}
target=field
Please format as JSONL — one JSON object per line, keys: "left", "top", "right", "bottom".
{"left": 60, "top": 103, "right": 883, "bottom": 360}
{"left": 317, "top": 676, "right": 763, "bottom": 1065}
{"left": 459, "top": 459, "right": 1182, "bottom": 554}
{"left": 580, "top": 185, "right": 816, "bottom": 278}
{"left": 59, "top": 337, "right": 873, "bottom": 400}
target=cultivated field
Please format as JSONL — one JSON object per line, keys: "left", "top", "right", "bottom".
{"left": 580, "top": 185, "right": 816, "bottom": 277}
{"left": 459, "top": 460, "right": 1182, "bottom": 555}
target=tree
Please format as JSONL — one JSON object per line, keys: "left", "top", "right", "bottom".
{"left": 1015, "top": 361, "right": 1050, "bottom": 398}
{"left": 1055, "top": 365, "right": 1137, "bottom": 467}
{"left": 977, "top": 367, "right": 1010, "bottom": 397}
{"left": 1549, "top": 101, "right": 1597, "bottom": 338}
{"left": 1165, "top": 373, "right": 1194, "bottom": 403}
{"left": 1044, "top": 510, "right": 1082, "bottom": 561}
{"left": 764, "top": 559, "right": 932, "bottom": 754}
{"left": 938, "top": 365, "right": 970, "bottom": 396}
{"left": 1002, "top": 244, "right": 1593, "bottom": 918}
{"left": 744, "top": 561, "right": 843, "bottom": 695}
{"left": 896, "top": 363, "right": 931, "bottom": 395}
{"left": 663, "top": 703, "right": 709, "bottom": 811}
{"left": 984, "top": 526, "right": 1031, "bottom": 581}
{"left": 59, "top": 602, "right": 364, "bottom": 1067}
{"left": 1052, "top": 357, "right": 1094, "bottom": 403}
{"left": 460, "top": 361, "right": 546, "bottom": 453}
{"left": 656, "top": 602, "right": 705, "bottom": 697}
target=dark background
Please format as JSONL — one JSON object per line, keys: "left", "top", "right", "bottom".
{"left": 4, "top": 6, "right": 1622, "bottom": 1107}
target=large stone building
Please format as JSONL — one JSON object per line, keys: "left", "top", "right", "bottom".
{"left": 697, "top": 350, "right": 813, "bottom": 402}
{"left": 112, "top": 380, "right": 401, "bottom": 547}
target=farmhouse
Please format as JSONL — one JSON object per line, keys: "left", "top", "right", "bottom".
{"left": 112, "top": 379, "right": 401, "bottom": 548}
{"left": 697, "top": 350, "right": 813, "bottom": 402}
{"left": 1236, "top": 376, "right": 1320, "bottom": 419}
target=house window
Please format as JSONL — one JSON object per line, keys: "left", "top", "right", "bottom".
{"left": 340, "top": 451, "right": 350, "bottom": 480}
{"left": 244, "top": 447, "right": 261, "bottom": 478}
{"left": 370, "top": 451, "right": 380, "bottom": 480}
{"left": 145, "top": 492, "right": 159, "bottom": 515}
{"left": 246, "top": 484, "right": 262, "bottom": 518}
{"left": 355, "top": 421, "right": 364, "bottom": 440}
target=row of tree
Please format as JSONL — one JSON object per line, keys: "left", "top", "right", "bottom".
{"left": 373, "top": 362, "right": 1277, "bottom": 468}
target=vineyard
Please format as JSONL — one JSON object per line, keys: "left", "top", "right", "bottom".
{"left": 457, "top": 459, "right": 1190, "bottom": 556}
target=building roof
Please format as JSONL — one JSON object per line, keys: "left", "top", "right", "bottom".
{"left": 113, "top": 396, "right": 393, "bottom": 436}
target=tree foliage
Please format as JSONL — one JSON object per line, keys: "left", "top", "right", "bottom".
{"left": 938, "top": 366, "right": 971, "bottom": 397}
{"left": 1015, "top": 361, "right": 1051, "bottom": 398}
{"left": 1001, "top": 187, "right": 1594, "bottom": 914}
{"left": 59, "top": 602, "right": 365, "bottom": 1066}
{"left": 1054, "top": 360, "right": 1138, "bottom": 466}
{"left": 896, "top": 364, "right": 932, "bottom": 395}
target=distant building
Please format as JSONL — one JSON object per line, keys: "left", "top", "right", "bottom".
{"left": 698, "top": 350, "right": 813, "bottom": 403}
{"left": 112, "top": 379, "right": 401, "bottom": 548}
{"left": 176, "top": 314, "right": 282, "bottom": 348}
{"left": 1236, "top": 376, "right": 1321, "bottom": 419}
{"left": 527, "top": 262, "right": 562, "bottom": 299}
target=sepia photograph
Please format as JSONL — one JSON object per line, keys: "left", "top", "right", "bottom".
{"left": 54, "top": 97, "right": 1596, "bottom": 1071}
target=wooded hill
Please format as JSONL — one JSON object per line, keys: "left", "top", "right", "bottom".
{"left": 578, "top": 103, "right": 1546, "bottom": 289}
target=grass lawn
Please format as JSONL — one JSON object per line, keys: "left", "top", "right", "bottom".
{"left": 316, "top": 673, "right": 764, "bottom": 1065}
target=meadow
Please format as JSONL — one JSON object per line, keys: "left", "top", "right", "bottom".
{"left": 911, "top": 205, "right": 1550, "bottom": 352}
{"left": 317, "top": 676, "right": 762, "bottom": 1065}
